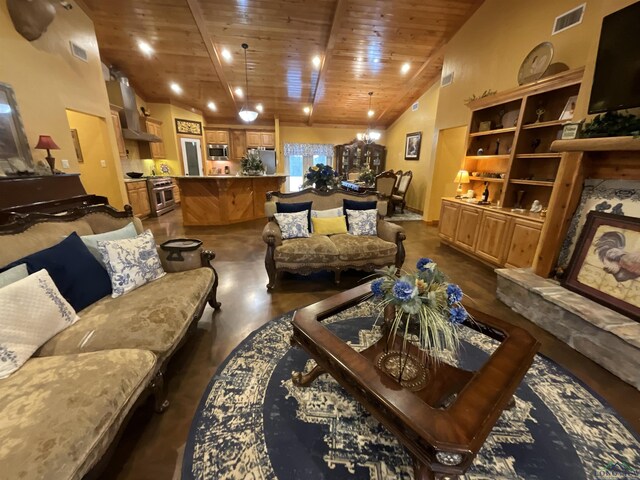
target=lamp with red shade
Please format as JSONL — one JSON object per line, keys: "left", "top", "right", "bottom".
{"left": 35, "top": 135, "right": 60, "bottom": 173}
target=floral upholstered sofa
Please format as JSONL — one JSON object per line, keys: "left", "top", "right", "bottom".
{"left": 0, "top": 205, "right": 219, "bottom": 479}
{"left": 262, "top": 189, "right": 405, "bottom": 288}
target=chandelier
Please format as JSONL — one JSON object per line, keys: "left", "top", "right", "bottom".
{"left": 238, "top": 43, "right": 258, "bottom": 122}
{"left": 357, "top": 91, "right": 381, "bottom": 144}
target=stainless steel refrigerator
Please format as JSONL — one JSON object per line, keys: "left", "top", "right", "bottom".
{"left": 256, "top": 149, "right": 277, "bottom": 174}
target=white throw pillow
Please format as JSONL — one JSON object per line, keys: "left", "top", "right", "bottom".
{"left": 346, "top": 209, "right": 378, "bottom": 236}
{"left": 0, "top": 269, "right": 79, "bottom": 379}
{"left": 0, "top": 264, "right": 28, "bottom": 288}
{"left": 80, "top": 222, "right": 138, "bottom": 268}
{"left": 97, "top": 230, "right": 166, "bottom": 298}
{"left": 274, "top": 211, "right": 311, "bottom": 239}
{"left": 310, "top": 207, "right": 343, "bottom": 233}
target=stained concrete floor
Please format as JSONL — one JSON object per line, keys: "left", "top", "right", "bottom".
{"left": 100, "top": 207, "right": 640, "bottom": 479}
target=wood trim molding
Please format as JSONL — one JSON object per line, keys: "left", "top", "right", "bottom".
{"left": 185, "top": 0, "right": 238, "bottom": 112}
{"left": 308, "top": 0, "right": 347, "bottom": 126}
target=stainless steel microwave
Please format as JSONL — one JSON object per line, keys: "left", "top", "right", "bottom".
{"left": 207, "top": 144, "right": 228, "bottom": 160}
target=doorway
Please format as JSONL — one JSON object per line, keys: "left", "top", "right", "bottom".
{"left": 180, "top": 137, "right": 203, "bottom": 176}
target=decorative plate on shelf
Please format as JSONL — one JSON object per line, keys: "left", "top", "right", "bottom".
{"left": 518, "top": 42, "right": 553, "bottom": 85}
{"left": 501, "top": 109, "right": 520, "bottom": 128}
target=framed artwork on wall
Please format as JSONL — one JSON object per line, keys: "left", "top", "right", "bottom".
{"left": 70, "top": 129, "right": 83, "bottom": 163}
{"left": 404, "top": 131, "right": 422, "bottom": 160}
{"left": 0, "top": 82, "right": 33, "bottom": 175}
{"left": 175, "top": 118, "right": 203, "bottom": 136}
{"left": 563, "top": 211, "right": 640, "bottom": 319}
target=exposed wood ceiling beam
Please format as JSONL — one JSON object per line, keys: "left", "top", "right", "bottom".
{"left": 375, "top": 0, "right": 485, "bottom": 125}
{"left": 308, "top": 0, "right": 346, "bottom": 126}
{"left": 185, "top": 0, "right": 238, "bottom": 113}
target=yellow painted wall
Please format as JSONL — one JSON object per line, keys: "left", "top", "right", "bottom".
{"left": 66, "top": 110, "right": 124, "bottom": 209}
{"left": 384, "top": 82, "right": 440, "bottom": 212}
{"left": 424, "top": 126, "right": 467, "bottom": 222}
{"left": 0, "top": 2, "right": 127, "bottom": 206}
{"left": 435, "top": 0, "right": 614, "bottom": 130}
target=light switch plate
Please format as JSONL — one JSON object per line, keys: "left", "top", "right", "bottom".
{"left": 61, "top": 159, "right": 70, "bottom": 169}
{"left": 100, "top": 159, "right": 107, "bottom": 167}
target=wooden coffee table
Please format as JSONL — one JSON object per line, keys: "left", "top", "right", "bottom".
{"left": 290, "top": 283, "right": 540, "bottom": 480}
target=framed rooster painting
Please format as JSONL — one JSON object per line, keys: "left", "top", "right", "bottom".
{"left": 563, "top": 211, "right": 640, "bottom": 319}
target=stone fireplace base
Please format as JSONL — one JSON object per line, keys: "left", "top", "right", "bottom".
{"left": 496, "top": 268, "right": 640, "bottom": 390}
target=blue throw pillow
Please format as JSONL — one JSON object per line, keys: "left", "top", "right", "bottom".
{"left": 1, "top": 232, "right": 111, "bottom": 312}
{"left": 343, "top": 199, "right": 378, "bottom": 228}
{"left": 276, "top": 201, "right": 313, "bottom": 231}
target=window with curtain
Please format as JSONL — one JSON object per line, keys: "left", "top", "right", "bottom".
{"left": 283, "top": 143, "right": 334, "bottom": 191}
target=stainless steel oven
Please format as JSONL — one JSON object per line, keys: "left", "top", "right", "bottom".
{"left": 147, "top": 177, "right": 176, "bottom": 216}
{"left": 207, "top": 144, "right": 229, "bottom": 161}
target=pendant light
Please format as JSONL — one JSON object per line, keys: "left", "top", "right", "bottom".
{"left": 357, "top": 92, "right": 380, "bottom": 144}
{"left": 238, "top": 43, "right": 258, "bottom": 122}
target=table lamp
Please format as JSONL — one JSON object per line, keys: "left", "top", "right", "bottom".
{"left": 454, "top": 169, "right": 470, "bottom": 198}
{"left": 35, "top": 135, "right": 60, "bottom": 173}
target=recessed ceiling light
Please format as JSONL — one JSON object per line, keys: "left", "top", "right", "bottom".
{"left": 401, "top": 62, "right": 410, "bottom": 74}
{"left": 234, "top": 87, "right": 244, "bottom": 98}
{"left": 256, "top": 103, "right": 263, "bottom": 113}
{"left": 373, "top": 58, "right": 380, "bottom": 63}
{"left": 368, "top": 109, "right": 375, "bottom": 117}
{"left": 221, "top": 48, "right": 232, "bottom": 62}
{"left": 138, "top": 40, "right": 154, "bottom": 56}
{"left": 355, "top": 56, "right": 363, "bottom": 62}
{"left": 207, "top": 101, "right": 217, "bottom": 111}
{"left": 170, "top": 82, "right": 182, "bottom": 94}
{"left": 312, "top": 55, "right": 321, "bottom": 68}
{"left": 303, "top": 106, "right": 311, "bottom": 114}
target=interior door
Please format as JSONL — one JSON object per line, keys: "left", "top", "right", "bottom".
{"left": 181, "top": 137, "right": 203, "bottom": 176}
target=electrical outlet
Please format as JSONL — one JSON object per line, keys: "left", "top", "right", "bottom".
{"left": 100, "top": 159, "right": 106, "bottom": 168}
{"left": 61, "top": 159, "right": 70, "bottom": 169}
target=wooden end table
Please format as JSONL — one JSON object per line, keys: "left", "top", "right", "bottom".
{"left": 290, "top": 283, "right": 540, "bottom": 480}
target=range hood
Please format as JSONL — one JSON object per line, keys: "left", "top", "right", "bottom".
{"left": 106, "top": 80, "right": 161, "bottom": 143}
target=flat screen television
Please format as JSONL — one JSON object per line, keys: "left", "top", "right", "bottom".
{"left": 588, "top": 1, "right": 640, "bottom": 114}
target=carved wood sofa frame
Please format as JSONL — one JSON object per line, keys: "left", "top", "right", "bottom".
{"left": 0, "top": 204, "right": 221, "bottom": 479}
{"left": 263, "top": 189, "right": 406, "bottom": 289}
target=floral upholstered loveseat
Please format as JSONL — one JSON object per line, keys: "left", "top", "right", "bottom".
{"left": 262, "top": 189, "right": 406, "bottom": 289}
{"left": 0, "top": 205, "right": 220, "bottom": 479}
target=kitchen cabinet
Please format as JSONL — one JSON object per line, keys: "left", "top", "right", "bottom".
{"left": 438, "top": 198, "right": 544, "bottom": 268}
{"left": 454, "top": 206, "right": 481, "bottom": 252}
{"left": 125, "top": 181, "right": 150, "bottom": 218}
{"left": 504, "top": 219, "right": 542, "bottom": 268}
{"left": 110, "top": 109, "right": 126, "bottom": 158}
{"left": 205, "top": 130, "right": 229, "bottom": 145}
{"left": 246, "top": 130, "right": 276, "bottom": 149}
{"left": 145, "top": 119, "right": 165, "bottom": 159}
{"left": 230, "top": 129, "right": 247, "bottom": 160}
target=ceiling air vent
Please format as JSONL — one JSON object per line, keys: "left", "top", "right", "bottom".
{"left": 69, "top": 41, "right": 88, "bottom": 62}
{"left": 441, "top": 71, "right": 454, "bottom": 87}
{"left": 411, "top": 102, "right": 419, "bottom": 112}
{"left": 552, "top": 4, "right": 586, "bottom": 35}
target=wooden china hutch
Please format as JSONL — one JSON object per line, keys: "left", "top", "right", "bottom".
{"left": 335, "top": 140, "right": 386, "bottom": 177}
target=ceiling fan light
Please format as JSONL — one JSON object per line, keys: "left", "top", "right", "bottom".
{"left": 239, "top": 108, "right": 258, "bottom": 122}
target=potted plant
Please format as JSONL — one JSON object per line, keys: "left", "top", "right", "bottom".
{"left": 302, "top": 163, "right": 340, "bottom": 191}
{"left": 241, "top": 150, "right": 265, "bottom": 176}
{"left": 370, "top": 258, "right": 467, "bottom": 390}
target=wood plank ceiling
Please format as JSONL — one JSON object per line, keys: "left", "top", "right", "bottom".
{"left": 83, "top": 0, "right": 483, "bottom": 127}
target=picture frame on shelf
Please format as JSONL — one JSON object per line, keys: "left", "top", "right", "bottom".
{"left": 561, "top": 122, "right": 583, "bottom": 140}
{"left": 562, "top": 211, "right": 640, "bottom": 319}
{"left": 404, "top": 131, "right": 422, "bottom": 160}
{"left": 0, "top": 82, "right": 33, "bottom": 175}
{"left": 559, "top": 95, "right": 578, "bottom": 120}
{"left": 70, "top": 129, "right": 83, "bottom": 163}
{"left": 478, "top": 120, "right": 492, "bottom": 132}
{"left": 175, "top": 118, "right": 203, "bottom": 136}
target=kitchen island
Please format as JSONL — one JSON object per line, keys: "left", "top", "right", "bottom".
{"left": 175, "top": 175, "right": 287, "bottom": 226}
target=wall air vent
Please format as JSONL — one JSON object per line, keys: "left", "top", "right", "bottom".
{"left": 552, "top": 4, "right": 586, "bottom": 35}
{"left": 411, "top": 102, "right": 419, "bottom": 111}
{"left": 69, "top": 41, "right": 88, "bottom": 62}
{"left": 441, "top": 71, "right": 454, "bottom": 87}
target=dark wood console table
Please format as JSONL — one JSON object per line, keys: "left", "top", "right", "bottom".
{"left": 290, "top": 283, "right": 540, "bottom": 479}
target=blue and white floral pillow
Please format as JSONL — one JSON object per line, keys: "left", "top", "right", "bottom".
{"left": 0, "top": 269, "right": 78, "bottom": 379}
{"left": 97, "top": 230, "right": 165, "bottom": 298}
{"left": 274, "top": 211, "right": 311, "bottom": 239}
{"left": 346, "top": 209, "right": 378, "bottom": 236}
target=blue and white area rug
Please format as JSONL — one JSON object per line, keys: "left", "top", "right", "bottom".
{"left": 183, "top": 301, "right": 640, "bottom": 480}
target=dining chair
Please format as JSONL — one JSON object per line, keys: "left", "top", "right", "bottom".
{"left": 390, "top": 171, "right": 413, "bottom": 214}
